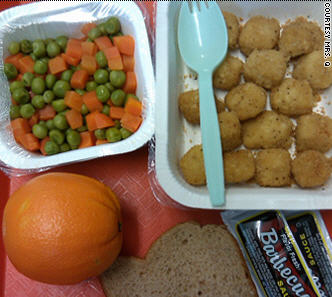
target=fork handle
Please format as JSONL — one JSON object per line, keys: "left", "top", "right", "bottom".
{"left": 198, "top": 70, "right": 225, "bottom": 206}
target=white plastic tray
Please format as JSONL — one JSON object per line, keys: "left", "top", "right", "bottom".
{"left": 155, "top": 1, "right": 332, "bottom": 210}
{"left": 0, "top": 1, "right": 154, "bottom": 173}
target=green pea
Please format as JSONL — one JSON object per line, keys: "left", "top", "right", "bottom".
{"left": 86, "top": 81, "right": 98, "bottom": 92}
{"left": 55, "top": 35, "right": 68, "bottom": 51}
{"left": 96, "top": 85, "right": 110, "bottom": 103}
{"left": 106, "top": 17, "right": 121, "bottom": 35}
{"left": 88, "top": 27, "right": 102, "bottom": 41}
{"left": 44, "top": 75, "right": 56, "bottom": 90}
{"left": 31, "top": 77, "right": 46, "bottom": 95}
{"left": 104, "top": 82, "right": 115, "bottom": 93}
{"left": 20, "top": 103, "right": 35, "bottom": 119}
{"left": 120, "top": 127, "right": 132, "bottom": 139}
{"left": 114, "top": 32, "right": 124, "bottom": 37}
{"left": 75, "top": 89, "right": 86, "bottom": 96}
{"left": 49, "top": 129, "right": 65, "bottom": 145}
{"left": 20, "top": 40, "right": 32, "bottom": 54}
{"left": 110, "top": 70, "right": 126, "bottom": 88}
{"left": 47, "top": 41, "right": 61, "bottom": 58}
{"left": 111, "top": 89, "right": 126, "bottom": 106}
{"left": 102, "top": 104, "right": 110, "bottom": 116}
{"left": 52, "top": 99, "right": 67, "bottom": 112}
{"left": 94, "top": 129, "right": 106, "bottom": 140}
{"left": 44, "top": 140, "right": 60, "bottom": 155}
{"left": 65, "top": 128, "right": 74, "bottom": 135}
{"left": 58, "top": 109, "right": 68, "bottom": 117}
{"left": 94, "top": 69, "right": 109, "bottom": 84}
{"left": 86, "top": 38, "right": 93, "bottom": 43}
{"left": 40, "top": 57, "right": 50, "bottom": 65}
{"left": 61, "top": 69, "right": 74, "bottom": 82}
{"left": 60, "top": 143, "right": 71, "bottom": 152}
{"left": 9, "top": 41, "right": 20, "bottom": 55}
{"left": 46, "top": 119, "right": 55, "bottom": 130}
{"left": 98, "top": 23, "right": 107, "bottom": 35}
{"left": 32, "top": 124, "right": 48, "bottom": 139}
{"left": 32, "top": 40, "right": 46, "bottom": 58}
{"left": 44, "top": 38, "right": 55, "bottom": 45}
{"left": 31, "top": 95, "right": 45, "bottom": 109}
{"left": 81, "top": 104, "right": 89, "bottom": 115}
{"left": 12, "top": 88, "right": 30, "bottom": 105}
{"left": 39, "top": 120, "right": 47, "bottom": 129}
{"left": 54, "top": 114, "right": 69, "bottom": 130}
{"left": 22, "top": 72, "right": 35, "bottom": 88}
{"left": 10, "top": 105, "right": 21, "bottom": 120}
{"left": 114, "top": 119, "right": 121, "bottom": 129}
{"left": 66, "top": 130, "right": 81, "bottom": 147}
{"left": 34, "top": 60, "right": 48, "bottom": 75}
{"left": 53, "top": 80, "right": 71, "bottom": 98}
{"left": 106, "top": 127, "right": 122, "bottom": 143}
{"left": 4, "top": 63, "right": 18, "bottom": 80}
{"left": 77, "top": 125, "right": 88, "bottom": 133}
{"left": 43, "top": 90, "right": 55, "bottom": 104}
{"left": 30, "top": 53, "right": 38, "bottom": 61}
{"left": 95, "top": 51, "right": 108, "bottom": 68}
{"left": 10, "top": 81, "right": 24, "bottom": 93}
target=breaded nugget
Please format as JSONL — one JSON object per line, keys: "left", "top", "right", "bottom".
{"left": 256, "top": 149, "right": 292, "bottom": 187}
{"left": 244, "top": 49, "right": 287, "bottom": 89}
{"left": 213, "top": 55, "right": 243, "bottom": 91}
{"left": 270, "top": 78, "right": 315, "bottom": 116}
{"left": 225, "top": 82, "right": 267, "bottom": 121}
{"left": 293, "top": 50, "right": 332, "bottom": 90}
{"left": 224, "top": 150, "right": 255, "bottom": 184}
{"left": 243, "top": 111, "right": 293, "bottom": 149}
{"left": 223, "top": 11, "right": 240, "bottom": 49}
{"left": 296, "top": 113, "right": 332, "bottom": 153}
{"left": 179, "top": 145, "right": 206, "bottom": 186}
{"left": 279, "top": 17, "right": 324, "bottom": 59}
{"left": 178, "top": 90, "right": 225, "bottom": 124}
{"left": 239, "top": 16, "right": 280, "bottom": 56}
{"left": 292, "top": 150, "right": 331, "bottom": 188}
{"left": 218, "top": 111, "right": 242, "bottom": 152}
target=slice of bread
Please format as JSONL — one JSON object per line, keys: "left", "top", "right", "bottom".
{"left": 101, "top": 222, "right": 258, "bottom": 297}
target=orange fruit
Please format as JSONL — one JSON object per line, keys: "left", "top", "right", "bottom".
{"left": 2, "top": 172, "right": 122, "bottom": 285}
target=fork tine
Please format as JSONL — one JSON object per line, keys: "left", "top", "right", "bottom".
{"left": 191, "top": 1, "right": 199, "bottom": 13}
{"left": 197, "top": 1, "right": 207, "bottom": 11}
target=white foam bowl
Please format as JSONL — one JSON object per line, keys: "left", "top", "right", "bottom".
{"left": 155, "top": 1, "right": 332, "bottom": 210}
{"left": 0, "top": 1, "right": 154, "bottom": 173}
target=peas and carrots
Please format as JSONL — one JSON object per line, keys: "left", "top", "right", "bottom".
{"left": 5, "top": 17, "right": 142, "bottom": 156}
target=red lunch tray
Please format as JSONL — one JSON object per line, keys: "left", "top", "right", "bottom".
{"left": 0, "top": 2, "right": 331, "bottom": 297}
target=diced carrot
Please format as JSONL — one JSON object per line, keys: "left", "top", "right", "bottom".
{"left": 11, "top": 118, "right": 31, "bottom": 143}
{"left": 103, "top": 47, "right": 123, "bottom": 70}
{"left": 49, "top": 56, "right": 67, "bottom": 75}
{"left": 70, "top": 69, "right": 89, "bottom": 90}
{"left": 94, "top": 36, "right": 113, "bottom": 51}
{"left": 80, "top": 55, "right": 97, "bottom": 75}
{"left": 110, "top": 106, "right": 125, "bottom": 120}
{"left": 64, "top": 91, "right": 83, "bottom": 112}
{"left": 122, "top": 72, "right": 137, "bottom": 94}
{"left": 28, "top": 112, "right": 39, "bottom": 128}
{"left": 15, "top": 73, "right": 24, "bottom": 82}
{"left": 20, "top": 133, "right": 40, "bottom": 151}
{"left": 11, "top": 97, "right": 17, "bottom": 106}
{"left": 79, "top": 131, "right": 96, "bottom": 149}
{"left": 86, "top": 111, "right": 115, "bottom": 131}
{"left": 82, "top": 91, "right": 103, "bottom": 112}
{"left": 61, "top": 53, "right": 80, "bottom": 67}
{"left": 82, "top": 41, "right": 98, "bottom": 56}
{"left": 122, "top": 55, "right": 135, "bottom": 72}
{"left": 96, "top": 139, "right": 108, "bottom": 146}
{"left": 124, "top": 97, "right": 142, "bottom": 117}
{"left": 121, "top": 112, "right": 142, "bottom": 133}
{"left": 18, "top": 56, "right": 35, "bottom": 74}
{"left": 5, "top": 53, "right": 24, "bottom": 70}
{"left": 39, "top": 105, "right": 56, "bottom": 121}
{"left": 40, "top": 136, "right": 50, "bottom": 156}
{"left": 81, "top": 22, "right": 97, "bottom": 36}
{"left": 65, "top": 39, "right": 83, "bottom": 60}
{"left": 65, "top": 109, "right": 83, "bottom": 129}
{"left": 113, "top": 35, "right": 135, "bottom": 56}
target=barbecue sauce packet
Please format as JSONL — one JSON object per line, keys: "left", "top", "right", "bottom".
{"left": 284, "top": 211, "right": 332, "bottom": 297}
{"left": 222, "top": 211, "right": 322, "bottom": 297}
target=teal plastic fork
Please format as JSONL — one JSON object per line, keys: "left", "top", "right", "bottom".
{"left": 178, "top": 1, "right": 228, "bottom": 206}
